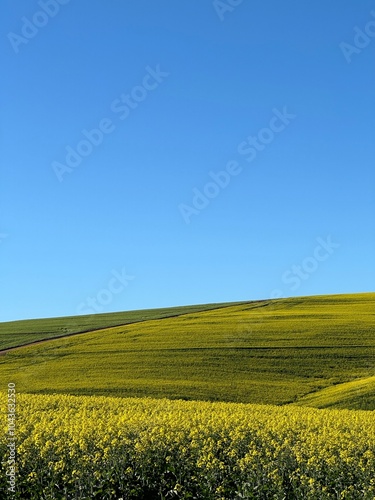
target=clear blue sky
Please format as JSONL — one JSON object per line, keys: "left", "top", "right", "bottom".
{"left": 1, "top": 1, "right": 374, "bottom": 322}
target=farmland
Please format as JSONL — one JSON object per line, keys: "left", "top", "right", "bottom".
{"left": 0, "top": 293, "right": 374, "bottom": 408}
{"left": 0, "top": 292, "right": 374, "bottom": 498}
{"left": 1, "top": 392, "right": 375, "bottom": 499}
{"left": 0, "top": 302, "right": 243, "bottom": 351}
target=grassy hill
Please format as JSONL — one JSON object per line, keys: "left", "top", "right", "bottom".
{"left": 0, "top": 301, "right": 244, "bottom": 350}
{"left": 295, "top": 375, "right": 375, "bottom": 409}
{"left": 0, "top": 293, "right": 374, "bottom": 409}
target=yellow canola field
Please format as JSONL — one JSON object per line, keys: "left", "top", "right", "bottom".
{"left": 1, "top": 392, "right": 375, "bottom": 499}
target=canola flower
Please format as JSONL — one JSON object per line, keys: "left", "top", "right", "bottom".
{"left": 0, "top": 392, "right": 374, "bottom": 499}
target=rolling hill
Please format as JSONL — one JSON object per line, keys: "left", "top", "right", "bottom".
{"left": 0, "top": 293, "right": 374, "bottom": 409}
{"left": 0, "top": 301, "right": 245, "bottom": 350}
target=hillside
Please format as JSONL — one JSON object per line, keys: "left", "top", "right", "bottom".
{"left": 0, "top": 293, "right": 374, "bottom": 409}
{"left": 0, "top": 301, "right": 244, "bottom": 350}
{"left": 295, "top": 375, "right": 375, "bottom": 409}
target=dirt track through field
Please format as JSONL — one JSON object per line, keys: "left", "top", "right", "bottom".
{"left": 0, "top": 301, "right": 260, "bottom": 356}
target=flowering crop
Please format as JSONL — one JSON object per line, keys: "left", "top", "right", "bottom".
{"left": 1, "top": 392, "right": 374, "bottom": 499}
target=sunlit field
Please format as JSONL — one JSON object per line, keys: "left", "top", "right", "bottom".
{"left": 0, "top": 302, "right": 240, "bottom": 351}
{"left": 1, "top": 293, "right": 374, "bottom": 498}
{"left": 1, "top": 294, "right": 374, "bottom": 409}
{"left": 1, "top": 393, "right": 374, "bottom": 499}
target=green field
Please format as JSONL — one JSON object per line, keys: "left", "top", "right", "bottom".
{"left": 0, "top": 293, "right": 374, "bottom": 409}
{"left": 0, "top": 301, "right": 243, "bottom": 350}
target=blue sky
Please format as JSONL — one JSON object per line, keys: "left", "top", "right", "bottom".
{"left": 1, "top": 0, "right": 374, "bottom": 322}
